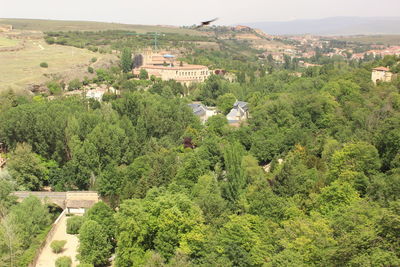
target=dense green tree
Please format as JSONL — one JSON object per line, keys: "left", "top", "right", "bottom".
{"left": 7, "top": 143, "right": 47, "bottom": 190}
{"left": 0, "top": 173, "right": 17, "bottom": 210}
{"left": 66, "top": 216, "right": 86, "bottom": 234}
{"left": 216, "top": 93, "right": 236, "bottom": 115}
{"left": 272, "top": 147, "right": 320, "bottom": 197}
{"left": 139, "top": 69, "right": 149, "bottom": 80}
{"left": 86, "top": 202, "right": 116, "bottom": 243}
{"left": 192, "top": 173, "right": 226, "bottom": 222}
{"left": 115, "top": 190, "right": 204, "bottom": 266}
{"left": 328, "top": 142, "right": 381, "bottom": 184}
{"left": 222, "top": 142, "right": 246, "bottom": 205}
{"left": 273, "top": 214, "right": 337, "bottom": 266}
{"left": 216, "top": 214, "right": 275, "bottom": 266}
{"left": 313, "top": 180, "right": 360, "bottom": 215}
{"left": 78, "top": 220, "right": 112, "bottom": 266}
{"left": 9, "top": 196, "right": 51, "bottom": 249}
{"left": 96, "top": 165, "right": 123, "bottom": 206}
{"left": 174, "top": 151, "right": 209, "bottom": 188}
{"left": 121, "top": 48, "right": 132, "bottom": 73}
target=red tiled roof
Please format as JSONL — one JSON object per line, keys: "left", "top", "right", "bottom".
{"left": 373, "top": 67, "right": 390, "bottom": 71}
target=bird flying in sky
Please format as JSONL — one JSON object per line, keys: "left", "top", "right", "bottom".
{"left": 196, "top": 18, "right": 218, "bottom": 28}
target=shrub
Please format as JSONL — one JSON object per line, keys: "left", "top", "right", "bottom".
{"left": 66, "top": 216, "right": 86, "bottom": 234}
{"left": 68, "top": 79, "right": 82, "bottom": 91}
{"left": 45, "top": 37, "right": 55, "bottom": 44}
{"left": 139, "top": 69, "right": 148, "bottom": 80}
{"left": 40, "top": 62, "right": 48, "bottom": 68}
{"left": 88, "top": 46, "right": 98, "bottom": 52}
{"left": 47, "top": 81, "right": 62, "bottom": 95}
{"left": 51, "top": 240, "right": 67, "bottom": 253}
{"left": 88, "top": 66, "right": 94, "bottom": 74}
{"left": 91, "top": 57, "right": 97, "bottom": 63}
{"left": 55, "top": 256, "right": 72, "bottom": 267}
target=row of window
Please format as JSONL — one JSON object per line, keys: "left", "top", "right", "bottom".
{"left": 175, "top": 70, "right": 209, "bottom": 76}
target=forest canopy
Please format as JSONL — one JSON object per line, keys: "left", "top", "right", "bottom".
{"left": 1, "top": 37, "right": 400, "bottom": 266}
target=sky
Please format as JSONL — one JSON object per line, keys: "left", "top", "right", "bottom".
{"left": 1, "top": 0, "right": 400, "bottom": 26}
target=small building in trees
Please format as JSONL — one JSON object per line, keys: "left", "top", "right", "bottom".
{"left": 188, "top": 103, "right": 217, "bottom": 124}
{"left": 86, "top": 89, "right": 105, "bottom": 101}
{"left": 66, "top": 191, "right": 99, "bottom": 214}
{"left": 226, "top": 101, "right": 249, "bottom": 127}
{"left": 371, "top": 66, "right": 393, "bottom": 84}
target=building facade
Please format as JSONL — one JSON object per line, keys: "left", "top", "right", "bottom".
{"left": 134, "top": 49, "right": 210, "bottom": 85}
{"left": 227, "top": 101, "right": 249, "bottom": 127}
{"left": 372, "top": 67, "right": 393, "bottom": 84}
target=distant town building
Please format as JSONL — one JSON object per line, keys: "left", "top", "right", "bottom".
{"left": 371, "top": 67, "right": 393, "bottom": 84}
{"left": 227, "top": 101, "right": 249, "bottom": 127}
{"left": 233, "top": 25, "right": 252, "bottom": 32}
{"left": 188, "top": 103, "right": 217, "bottom": 124}
{"left": 134, "top": 48, "right": 210, "bottom": 85}
{"left": 302, "top": 62, "right": 322, "bottom": 68}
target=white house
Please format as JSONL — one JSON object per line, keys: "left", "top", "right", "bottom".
{"left": 227, "top": 101, "right": 249, "bottom": 126}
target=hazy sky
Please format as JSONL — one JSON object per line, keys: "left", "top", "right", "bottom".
{"left": 1, "top": 0, "right": 400, "bottom": 25}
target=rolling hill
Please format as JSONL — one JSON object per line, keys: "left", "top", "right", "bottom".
{"left": 0, "top": 18, "right": 204, "bottom": 35}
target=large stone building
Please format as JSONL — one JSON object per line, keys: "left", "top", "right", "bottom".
{"left": 134, "top": 49, "right": 210, "bottom": 85}
{"left": 372, "top": 66, "right": 393, "bottom": 84}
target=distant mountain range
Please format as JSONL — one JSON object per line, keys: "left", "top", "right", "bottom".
{"left": 243, "top": 17, "right": 400, "bottom": 36}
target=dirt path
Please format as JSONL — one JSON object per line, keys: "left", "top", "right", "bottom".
{"left": 35, "top": 214, "right": 80, "bottom": 267}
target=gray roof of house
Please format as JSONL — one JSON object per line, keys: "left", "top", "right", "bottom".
{"left": 188, "top": 103, "right": 206, "bottom": 116}
{"left": 234, "top": 101, "right": 249, "bottom": 111}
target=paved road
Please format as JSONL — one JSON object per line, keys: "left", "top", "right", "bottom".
{"left": 35, "top": 214, "right": 80, "bottom": 267}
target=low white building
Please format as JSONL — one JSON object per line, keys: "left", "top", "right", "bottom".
{"left": 85, "top": 89, "right": 106, "bottom": 101}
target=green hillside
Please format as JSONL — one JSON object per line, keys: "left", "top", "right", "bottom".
{"left": 0, "top": 18, "right": 204, "bottom": 35}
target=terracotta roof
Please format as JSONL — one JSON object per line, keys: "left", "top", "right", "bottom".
{"left": 373, "top": 67, "right": 390, "bottom": 71}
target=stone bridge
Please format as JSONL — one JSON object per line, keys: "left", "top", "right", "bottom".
{"left": 12, "top": 191, "right": 99, "bottom": 212}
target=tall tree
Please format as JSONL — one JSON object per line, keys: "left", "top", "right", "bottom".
{"left": 86, "top": 201, "right": 116, "bottom": 243}
{"left": 222, "top": 142, "right": 246, "bottom": 204}
{"left": 7, "top": 143, "right": 47, "bottom": 190}
{"left": 78, "top": 220, "right": 112, "bottom": 266}
{"left": 216, "top": 93, "right": 236, "bottom": 115}
{"left": 121, "top": 48, "right": 133, "bottom": 73}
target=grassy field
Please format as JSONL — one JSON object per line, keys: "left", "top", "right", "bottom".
{"left": 0, "top": 37, "right": 18, "bottom": 47}
{"left": 0, "top": 18, "right": 204, "bottom": 36}
{"left": 335, "top": 35, "right": 400, "bottom": 45}
{"left": 0, "top": 39, "right": 115, "bottom": 91}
